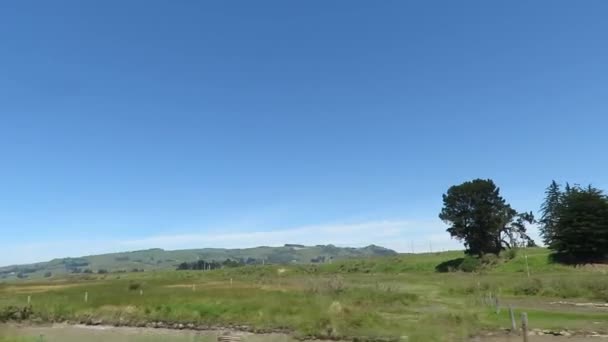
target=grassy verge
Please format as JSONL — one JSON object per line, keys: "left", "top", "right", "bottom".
{"left": 1, "top": 248, "right": 607, "bottom": 341}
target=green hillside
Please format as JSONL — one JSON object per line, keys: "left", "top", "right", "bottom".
{"left": 2, "top": 247, "right": 607, "bottom": 341}
{"left": 0, "top": 244, "right": 396, "bottom": 280}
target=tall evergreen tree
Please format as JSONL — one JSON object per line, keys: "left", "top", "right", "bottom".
{"left": 549, "top": 185, "right": 608, "bottom": 262}
{"left": 539, "top": 181, "right": 562, "bottom": 245}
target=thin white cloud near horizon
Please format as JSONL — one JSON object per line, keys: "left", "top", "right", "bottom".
{"left": 118, "top": 220, "right": 440, "bottom": 250}
{"left": 1, "top": 218, "right": 540, "bottom": 267}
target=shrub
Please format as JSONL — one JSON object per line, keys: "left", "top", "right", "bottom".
{"left": 501, "top": 248, "right": 518, "bottom": 260}
{"left": 513, "top": 278, "right": 543, "bottom": 295}
{"left": 435, "top": 258, "right": 464, "bottom": 273}
{"left": 460, "top": 256, "right": 482, "bottom": 273}
{"left": 43, "top": 271, "right": 52, "bottom": 278}
{"left": 0, "top": 306, "right": 33, "bottom": 321}
{"left": 480, "top": 253, "right": 500, "bottom": 267}
{"left": 327, "top": 276, "right": 345, "bottom": 295}
{"left": 547, "top": 278, "right": 583, "bottom": 298}
{"left": 584, "top": 278, "right": 608, "bottom": 301}
{"left": 128, "top": 282, "right": 142, "bottom": 291}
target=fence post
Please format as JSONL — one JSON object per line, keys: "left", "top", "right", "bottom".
{"left": 84, "top": 291, "right": 88, "bottom": 303}
{"left": 521, "top": 312, "right": 529, "bottom": 342}
{"left": 509, "top": 305, "right": 516, "bottom": 331}
{"left": 27, "top": 295, "right": 31, "bottom": 305}
{"left": 495, "top": 296, "right": 500, "bottom": 314}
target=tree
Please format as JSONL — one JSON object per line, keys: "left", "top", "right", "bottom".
{"left": 539, "top": 181, "right": 562, "bottom": 245}
{"left": 439, "top": 179, "right": 534, "bottom": 256}
{"left": 548, "top": 185, "right": 608, "bottom": 262}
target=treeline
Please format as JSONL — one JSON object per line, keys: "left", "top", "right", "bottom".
{"left": 176, "top": 259, "right": 246, "bottom": 271}
{"left": 71, "top": 268, "right": 143, "bottom": 274}
{"left": 440, "top": 179, "right": 608, "bottom": 264}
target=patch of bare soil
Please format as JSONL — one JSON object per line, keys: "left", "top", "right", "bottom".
{"left": 0, "top": 323, "right": 331, "bottom": 342}
{"left": 477, "top": 336, "right": 606, "bottom": 341}
{"left": 474, "top": 330, "right": 608, "bottom": 341}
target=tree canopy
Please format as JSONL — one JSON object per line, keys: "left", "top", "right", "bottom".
{"left": 439, "top": 179, "right": 534, "bottom": 256}
{"left": 540, "top": 182, "right": 608, "bottom": 262}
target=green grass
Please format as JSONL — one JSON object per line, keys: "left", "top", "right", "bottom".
{"left": 0, "top": 338, "right": 36, "bottom": 342}
{"left": 0, "top": 245, "right": 396, "bottom": 280}
{"left": 1, "top": 248, "right": 607, "bottom": 341}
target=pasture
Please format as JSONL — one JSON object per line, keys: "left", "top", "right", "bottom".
{"left": 1, "top": 248, "right": 607, "bottom": 341}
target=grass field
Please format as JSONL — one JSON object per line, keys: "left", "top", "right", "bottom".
{"left": 1, "top": 248, "right": 607, "bottom": 341}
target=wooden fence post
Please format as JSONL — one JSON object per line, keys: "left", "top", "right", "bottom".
{"left": 84, "top": 291, "right": 88, "bottom": 303}
{"left": 27, "top": 295, "right": 31, "bottom": 305}
{"left": 509, "top": 305, "right": 516, "bottom": 331}
{"left": 495, "top": 296, "right": 500, "bottom": 314}
{"left": 521, "top": 312, "right": 529, "bottom": 342}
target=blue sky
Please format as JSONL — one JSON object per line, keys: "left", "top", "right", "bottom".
{"left": 1, "top": 1, "right": 607, "bottom": 266}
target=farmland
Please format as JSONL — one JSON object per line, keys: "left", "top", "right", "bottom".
{"left": 1, "top": 248, "right": 607, "bottom": 341}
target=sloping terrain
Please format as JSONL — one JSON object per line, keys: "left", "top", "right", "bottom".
{"left": 0, "top": 244, "right": 396, "bottom": 280}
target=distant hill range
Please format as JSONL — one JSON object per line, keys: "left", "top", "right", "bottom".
{"left": 0, "top": 244, "right": 397, "bottom": 280}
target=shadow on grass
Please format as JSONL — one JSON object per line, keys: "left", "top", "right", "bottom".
{"left": 548, "top": 253, "right": 608, "bottom": 265}
{"left": 435, "top": 258, "right": 464, "bottom": 273}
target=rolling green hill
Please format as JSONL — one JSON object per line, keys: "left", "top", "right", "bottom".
{"left": 0, "top": 244, "right": 396, "bottom": 280}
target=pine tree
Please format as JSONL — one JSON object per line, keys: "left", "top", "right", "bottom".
{"left": 539, "top": 181, "right": 562, "bottom": 246}
{"left": 550, "top": 185, "right": 608, "bottom": 262}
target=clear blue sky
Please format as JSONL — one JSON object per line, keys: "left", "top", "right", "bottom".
{"left": 1, "top": 1, "right": 607, "bottom": 265}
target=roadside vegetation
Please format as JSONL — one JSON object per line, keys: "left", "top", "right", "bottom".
{"left": 1, "top": 248, "right": 607, "bottom": 341}
{"left": 2, "top": 179, "right": 607, "bottom": 341}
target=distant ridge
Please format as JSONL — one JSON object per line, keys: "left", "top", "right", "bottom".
{"left": 0, "top": 244, "right": 397, "bottom": 280}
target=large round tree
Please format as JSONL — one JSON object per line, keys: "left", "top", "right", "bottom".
{"left": 439, "top": 179, "right": 534, "bottom": 256}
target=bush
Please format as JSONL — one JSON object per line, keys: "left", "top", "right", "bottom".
{"left": 128, "top": 282, "right": 142, "bottom": 291}
{"left": 0, "top": 306, "right": 33, "bottom": 321}
{"left": 501, "top": 248, "right": 518, "bottom": 260}
{"left": 43, "top": 271, "right": 52, "bottom": 278}
{"left": 460, "top": 256, "right": 482, "bottom": 273}
{"left": 584, "top": 278, "right": 608, "bottom": 301}
{"left": 327, "top": 276, "right": 345, "bottom": 295}
{"left": 435, "top": 258, "right": 464, "bottom": 273}
{"left": 546, "top": 278, "right": 583, "bottom": 298}
{"left": 514, "top": 278, "right": 543, "bottom": 295}
{"left": 480, "top": 253, "right": 500, "bottom": 266}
